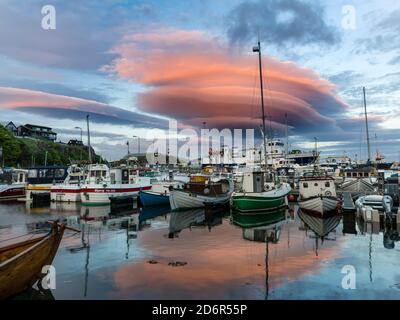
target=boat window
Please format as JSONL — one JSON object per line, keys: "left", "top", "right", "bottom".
{"left": 102, "top": 170, "right": 107, "bottom": 177}
{"left": 39, "top": 169, "right": 48, "bottom": 178}
{"left": 28, "top": 170, "right": 37, "bottom": 178}
{"left": 55, "top": 169, "right": 65, "bottom": 178}
{"left": 325, "top": 182, "right": 330, "bottom": 187}
{"left": 303, "top": 182, "right": 308, "bottom": 188}
{"left": 314, "top": 183, "right": 318, "bottom": 187}
{"left": 358, "top": 172, "right": 362, "bottom": 177}
{"left": 352, "top": 173, "right": 357, "bottom": 177}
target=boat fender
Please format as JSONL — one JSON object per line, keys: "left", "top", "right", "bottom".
{"left": 204, "top": 188, "right": 210, "bottom": 194}
{"left": 325, "top": 190, "right": 332, "bottom": 196}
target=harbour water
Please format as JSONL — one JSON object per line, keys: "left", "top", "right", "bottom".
{"left": 1, "top": 201, "right": 400, "bottom": 300}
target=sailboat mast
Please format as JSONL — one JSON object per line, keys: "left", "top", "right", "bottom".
{"left": 285, "top": 113, "right": 288, "bottom": 156}
{"left": 86, "top": 114, "right": 92, "bottom": 163}
{"left": 363, "top": 87, "right": 371, "bottom": 162}
{"left": 253, "top": 41, "right": 268, "bottom": 167}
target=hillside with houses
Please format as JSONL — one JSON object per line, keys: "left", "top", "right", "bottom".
{"left": 0, "top": 122, "right": 102, "bottom": 167}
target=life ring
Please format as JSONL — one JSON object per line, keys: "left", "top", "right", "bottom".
{"left": 325, "top": 190, "right": 332, "bottom": 196}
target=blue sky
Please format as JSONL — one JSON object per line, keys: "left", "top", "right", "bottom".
{"left": 0, "top": 0, "right": 399, "bottom": 161}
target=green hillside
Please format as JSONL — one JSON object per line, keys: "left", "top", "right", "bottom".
{"left": 0, "top": 125, "right": 102, "bottom": 167}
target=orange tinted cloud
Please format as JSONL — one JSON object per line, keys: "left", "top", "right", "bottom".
{"left": 103, "top": 28, "right": 348, "bottom": 132}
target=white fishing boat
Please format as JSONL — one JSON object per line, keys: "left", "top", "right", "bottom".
{"left": 0, "top": 169, "right": 27, "bottom": 201}
{"left": 80, "top": 164, "right": 151, "bottom": 206}
{"left": 50, "top": 165, "right": 86, "bottom": 202}
{"left": 355, "top": 194, "right": 393, "bottom": 222}
{"left": 169, "top": 175, "right": 233, "bottom": 211}
{"left": 298, "top": 175, "right": 340, "bottom": 215}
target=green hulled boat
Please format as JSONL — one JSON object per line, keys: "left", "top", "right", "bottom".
{"left": 231, "top": 171, "right": 291, "bottom": 213}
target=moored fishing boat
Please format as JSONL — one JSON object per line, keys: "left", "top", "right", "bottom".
{"left": 298, "top": 174, "right": 340, "bottom": 215}
{"left": 0, "top": 221, "right": 69, "bottom": 299}
{"left": 139, "top": 180, "right": 184, "bottom": 207}
{"left": 50, "top": 165, "right": 86, "bottom": 202}
{"left": 355, "top": 194, "right": 393, "bottom": 222}
{"left": 25, "top": 166, "right": 68, "bottom": 201}
{"left": 0, "top": 169, "right": 27, "bottom": 201}
{"left": 80, "top": 164, "right": 151, "bottom": 206}
{"left": 231, "top": 171, "right": 291, "bottom": 213}
{"left": 169, "top": 175, "right": 233, "bottom": 211}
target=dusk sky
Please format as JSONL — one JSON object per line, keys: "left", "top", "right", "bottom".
{"left": 0, "top": 0, "right": 399, "bottom": 161}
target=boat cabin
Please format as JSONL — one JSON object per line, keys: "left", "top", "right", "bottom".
{"left": 64, "top": 165, "right": 86, "bottom": 185}
{"left": 341, "top": 166, "right": 376, "bottom": 179}
{"left": 84, "top": 164, "right": 110, "bottom": 184}
{"left": 0, "top": 169, "right": 27, "bottom": 184}
{"left": 299, "top": 176, "right": 336, "bottom": 198}
{"left": 27, "top": 166, "right": 68, "bottom": 185}
{"left": 184, "top": 175, "right": 230, "bottom": 196}
{"left": 239, "top": 171, "right": 278, "bottom": 193}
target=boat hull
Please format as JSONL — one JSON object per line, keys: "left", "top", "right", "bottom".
{"left": 231, "top": 183, "right": 291, "bottom": 213}
{"left": 80, "top": 184, "right": 151, "bottom": 205}
{"left": 139, "top": 190, "right": 170, "bottom": 207}
{"left": 298, "top": 196, "right": 339, "bottom": 215}
{"left": 50, "top": 186, "right": 81, "bottom": 202}
{"left": 0, "top": 184, "right": 25, "bottom": 201}
{"left": 0, "top": 223, "right": 65, "bottom": 299}
{"left": 169, "top": 189, "right": 231, "bottom": 211}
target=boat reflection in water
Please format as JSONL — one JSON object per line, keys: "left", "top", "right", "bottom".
{"left": 231, "top": 208, "right": 287, "bottom": 300}
{"left": 62, "top": 204, "right": 141, "bottom": 297}
{"left": 139, "top": 205, "right": 170, "bottom": 229}
{"left": 168, "top": 207, "right": 228, "bottom": 238}
{"left": 297, "top": 208, "right": 342, "bottom": 256}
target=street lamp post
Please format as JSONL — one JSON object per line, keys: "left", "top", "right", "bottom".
{"left": 133, "top": 136, "right": 140, "bottom": 155}
{"left": 75, "top": 127, "right": 83, "bottom": 143}
{"left": 75, "top": 126, "right": 83, "bottom": 161}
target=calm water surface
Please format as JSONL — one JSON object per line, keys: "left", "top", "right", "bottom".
{"left": 1, "top": 201, "right": 400, "bottom": 300}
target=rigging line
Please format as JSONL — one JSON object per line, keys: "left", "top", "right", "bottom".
{"left": 262, "top": 57, "right": 275, "bottom": 141}
{"left": 250, "top": 57, "right": 259, "bottom": 121}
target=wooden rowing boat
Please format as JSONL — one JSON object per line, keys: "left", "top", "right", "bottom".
{"left": 0, "top": 221, "right": 66, "bottom": 299}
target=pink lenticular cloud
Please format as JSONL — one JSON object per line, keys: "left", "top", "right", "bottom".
{"left": 0, "top": 86, "right": 168, "bottom": 128}
{"left": 102, "top": 28, "right": 349, "bottom": 131}
{"left": 0, "top": 87, "right": 109, "bottom": 111}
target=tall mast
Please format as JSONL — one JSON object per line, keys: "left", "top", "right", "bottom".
{"left": 363, "top": 87, "right": 371, "bottom": 163}
{"left": 285, "top": 113, "right": 288, "bottom": 156}
{"left": 86, "top": 114, "right": 92, "bottom": 163}
{"left": 253, "top": 41, "right": 268, "bottom": 167}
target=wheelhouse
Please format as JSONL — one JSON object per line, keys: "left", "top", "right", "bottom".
{"left": 27, "top": 166, "right": 68, "bottom": 184}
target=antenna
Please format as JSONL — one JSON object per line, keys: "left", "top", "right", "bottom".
{"left": 363, "top": 87, "right": 371, "bottom": 163}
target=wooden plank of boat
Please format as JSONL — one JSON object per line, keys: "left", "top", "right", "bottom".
{"left": 0, "top": 221, "right": 67, "bottom": 299}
